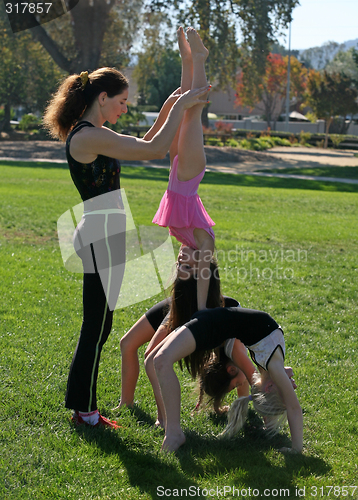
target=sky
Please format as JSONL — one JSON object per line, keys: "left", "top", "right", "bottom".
{"left": 276, "top": 0, "right": 358, "bottom": 51}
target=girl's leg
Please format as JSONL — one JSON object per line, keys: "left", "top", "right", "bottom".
{"left": 143, "top": 324, "right": 169, "bottom": 427}
{"left": 151, "top": 326, "right": 197, "bottom": 452}
{"left": 169, "top": 27, "right": 193, "bottom": 161}
{"left": 177, "top": 28, "right": 209, "bottom": 181}
{"left": 118, "top": 316, "right": 155, "bottom": 407}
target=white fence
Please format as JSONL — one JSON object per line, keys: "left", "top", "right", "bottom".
{"left": 209, "top": 119, "right": 358, "bottom": 136}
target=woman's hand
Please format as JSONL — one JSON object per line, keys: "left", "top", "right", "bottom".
{"left": 176, "top": 86, "right": 211, "bottom": 110}
{"left": 164, "top": 87, "right": 182, "bottom": 106}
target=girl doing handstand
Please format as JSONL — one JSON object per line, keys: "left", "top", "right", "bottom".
{"left": 152, "top": 27, "right": 215, "bottom": 311}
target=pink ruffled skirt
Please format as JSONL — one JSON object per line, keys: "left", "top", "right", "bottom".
{"left": 152, "top": 189, "right": 215, "bottom": 230}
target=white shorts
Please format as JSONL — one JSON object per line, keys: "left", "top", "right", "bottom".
{"left": 248, "top": 328, "right": 285, "bottom": 370}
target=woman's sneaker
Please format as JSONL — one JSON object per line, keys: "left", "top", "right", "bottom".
{"left": 72, "top": 411, "right": 121, "bottom": 429}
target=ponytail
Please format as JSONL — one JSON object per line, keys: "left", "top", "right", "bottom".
{"left": 219, "top": 396, "right": 250, "bottom": 437}
{"left": 43, "top": 67, "right": 128, "bottom": 141}
{"left": 220, "top": 372, "right": 288, "bottom": 438}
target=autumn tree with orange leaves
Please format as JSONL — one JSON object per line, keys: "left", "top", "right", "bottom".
{"left": 236, "top": 53, "right": 308, "bottom": 129}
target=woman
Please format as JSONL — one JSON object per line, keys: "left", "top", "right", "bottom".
{"left": 43, "top": 67, "right": 209, "bottom": 428}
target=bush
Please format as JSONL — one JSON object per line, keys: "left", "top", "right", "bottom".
{"left": 289, "top": 133, "right": 298, "bottom": 145}
{"left": 215, "top": 121, "right": 233, "bottom": 133}
{"left": 19, "top": 114, "right": 40, "bottom": 131}
{"left": 330, "top": 134, "right": 344, "bottom": 148}
{"left": 259, "top": 135, "right": 275, "bottom": 148}
{"left": 227, "top": 138, "right": 239, "bottom": 147}
{"left": 299, "top": 130, "right": 312, "bottom": 146}
{"left": 239, "top": 138, "right": 270, "bottom": 151}
{"left": 269, "top": 136, "right": 291, "bottom": 147}
{"left": 206, "top": 137, "right": 224, "bottom": 146}
{"left": 239, "top": 138, "right": 253, "bottom": 150}
{"left": 256, "top": 138, "right": 272, "bottom": 150}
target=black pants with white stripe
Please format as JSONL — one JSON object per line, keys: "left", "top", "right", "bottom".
{"left": 65, "top": 212, "right": 126, "bottom": 412}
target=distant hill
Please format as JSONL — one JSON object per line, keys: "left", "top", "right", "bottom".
{"left": 298, "top": 39, "right": 358, "bottom": 69}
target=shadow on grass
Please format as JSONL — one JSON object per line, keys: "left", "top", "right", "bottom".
{"left": 73, "top": 423, "right": 199, "bottom": 500}
{"left": 2, "top": 161, "right": 358, "bottom": 193}
{"left": 72, "top": 404, "right": 330, "bottom": 498}
{"left": 127, "top": 404, "right": 158, "bottom": 428}
{"left": 176, "top": 427, "right": 330, "bottom": 494}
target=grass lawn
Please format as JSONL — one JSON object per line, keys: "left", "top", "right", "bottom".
{"left": 1, "top": 161, "right": 358, "bottom": 500}
{"left": 257, "top": 165, "right": 358, "bottom": 180}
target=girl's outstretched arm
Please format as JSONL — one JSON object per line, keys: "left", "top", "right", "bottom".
{"left": 194, "top": 228, "right": 215, "bottom": 310}
{"left": 267, "top": 350, "right": 303, "bottom": 453}
{"left": 231, "top": 339, "right": 257, "bottom": 386}
{"left": 143, "top": 88, "right": 181, "bottom": 142}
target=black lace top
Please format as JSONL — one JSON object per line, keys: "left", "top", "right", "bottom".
{"left": 66, "top": 121, "right": 121, "bottom": 203}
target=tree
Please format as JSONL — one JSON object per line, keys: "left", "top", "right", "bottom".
{"left": 299, "top": 41, "right": 344, "bottom": 70}
{"left": 0, "top": 4, "right": 63, "bottom": 131}
{"left": 8, "top": 0, "right": 142, "bottom": 74}
{"left": 236, "top": 53, "right": 308, "bottom": 129}
{"left": 325, "top": 47, "right": 358, "bottom": 82}
{"left": 305, "top": 70, "right": 358, "bottom": 147}
{"left": 132, "top": 12, "right": 182, "bottom": 110}
{"left": 146, "top": 0, "right": 298, "bottom": 124}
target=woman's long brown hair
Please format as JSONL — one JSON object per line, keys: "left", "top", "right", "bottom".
{"left": 43, "top": 67, "right": 128, "bottom": 141}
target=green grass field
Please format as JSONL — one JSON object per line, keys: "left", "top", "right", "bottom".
{"left": 258, "top": 165, "right": 358, "bottom": 180}
{"left": 1, "top": 161, "right": 358, "bottom": 500}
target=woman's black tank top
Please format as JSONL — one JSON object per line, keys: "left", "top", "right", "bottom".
{"left": 66, "top": 121, "right": 121, "bottom": 202}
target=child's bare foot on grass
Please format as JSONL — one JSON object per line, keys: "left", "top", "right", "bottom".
{"left": 186, "top": 27, "right": 209, "bottom": 61}
{"left": 161, "top": 430, "right": 186, "bottom": 452}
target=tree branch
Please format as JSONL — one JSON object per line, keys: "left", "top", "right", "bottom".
{"left": 30, "top": 24, "right": 72, "bottom": 73}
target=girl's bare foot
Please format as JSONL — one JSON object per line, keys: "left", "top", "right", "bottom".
{"left": 112, "top": 401, "right": 133, "bottom": 411}
{"left": 177, "top": 26, "right": 192, "bottom": 61}
{"left": 161, "top": 430, "right": 186, "bottom": 453}
{"left": 186, "top": 27, "right": 209, "bottom": 60}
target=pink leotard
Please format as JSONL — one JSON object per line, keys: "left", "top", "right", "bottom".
{"left": 152, "top": 155, "right": 215, "bottom": 249}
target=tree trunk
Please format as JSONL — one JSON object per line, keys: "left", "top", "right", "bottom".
{"left": 28, "top": 0, "right": 116, "bottom": 74}
{"left": 0, "top": 103, "right": 12, "bottom": 132}
{"left": 69, "top": 0, "right": 115, "bottom": 72}
{"left": 30, "top": 25, "right": 72, "bottom": 73}
{"left": 324, "top": 116, "right": 333, "bottom": 148}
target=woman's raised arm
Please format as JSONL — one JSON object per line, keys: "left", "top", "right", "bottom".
{"left": 71, "top": 87, "right": 210, "bottom": 162}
